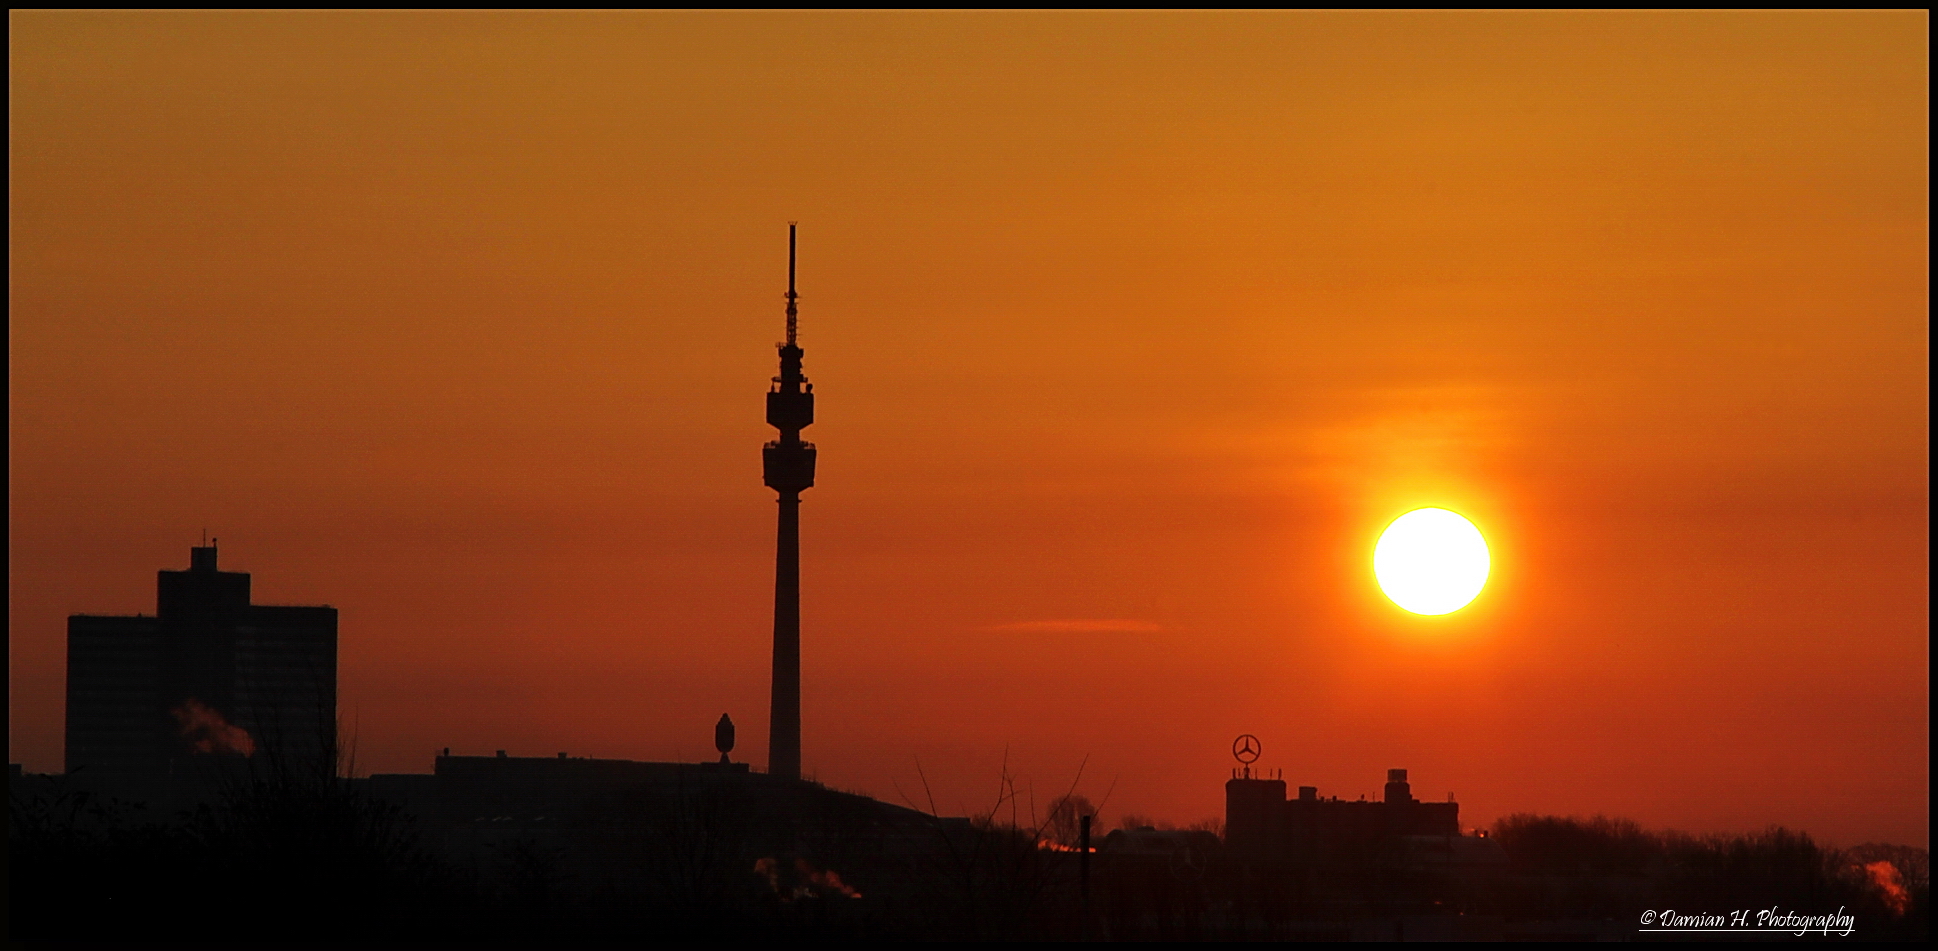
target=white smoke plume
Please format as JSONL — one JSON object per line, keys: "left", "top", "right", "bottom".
{"left": 754, "top": 856, "right": 862, "bottom": 900}
{"left": 172, "top": 699, "right": 256, "bottom": 757}
{"left": 1862, "top": 860, "right": 1911, "bottom": 916}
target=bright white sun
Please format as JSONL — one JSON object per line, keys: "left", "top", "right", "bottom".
{"left": 1374, "top": 508, "right": 1490, "bottom": 615}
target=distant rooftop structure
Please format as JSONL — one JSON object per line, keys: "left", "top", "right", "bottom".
{"left": 1227, "top": 766, "right": 1463, "bottom": 865}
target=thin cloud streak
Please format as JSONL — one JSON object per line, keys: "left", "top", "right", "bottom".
{"left": 983, "top": 619, "right": 1166, "bottom": 634}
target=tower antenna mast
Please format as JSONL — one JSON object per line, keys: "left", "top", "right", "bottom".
{"left": 785, "top": 222, "right": 799, "bottom": 347}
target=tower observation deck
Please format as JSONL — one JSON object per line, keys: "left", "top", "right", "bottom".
{"left": 762, "top": 224, "right": 815, "bottom": 780}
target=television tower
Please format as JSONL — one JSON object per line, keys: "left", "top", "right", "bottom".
{"left": 762, "top": 224, "right": 815, "bottom": 780}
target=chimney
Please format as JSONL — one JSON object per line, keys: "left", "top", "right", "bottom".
{"left": 1298, "top": 785, "right": 1318, "bottom": 801}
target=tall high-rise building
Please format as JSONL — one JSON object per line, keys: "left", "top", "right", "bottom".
{"left": 65, "top": 543, "right": 337, "bottom": 776}
{"left": 762, "top": 225, "right": 816, "bottom": 780}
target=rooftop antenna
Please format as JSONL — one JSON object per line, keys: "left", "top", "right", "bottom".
{"left": 785, "top": 222, "right": 799, "bottom": 347}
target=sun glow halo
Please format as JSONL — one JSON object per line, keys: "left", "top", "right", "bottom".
{"left": 1373, "top": 508, "right": 1490, "bottom": 615}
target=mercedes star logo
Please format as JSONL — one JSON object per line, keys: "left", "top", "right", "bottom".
{"left": 1232, "top": 734, "right": 1262, "bottom": 764}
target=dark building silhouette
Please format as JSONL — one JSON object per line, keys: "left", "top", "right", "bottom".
{"left": 65, "top": 543, "right": 336, "bottom": 776}
{"left": 762, "top": 224, "right": 816, "bottom": 780}
{"left": 362, "top": 741, "right": 952, "bottom": 889}
{"left": 1226, "top": 767, "right": 1462, "bottom": 864}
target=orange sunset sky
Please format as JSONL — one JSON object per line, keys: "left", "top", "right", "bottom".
{"left": 10, "top": 11, "right": 1928, "bottom": 846}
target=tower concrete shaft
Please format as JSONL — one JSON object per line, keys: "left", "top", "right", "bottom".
{"left": 769, "top": 492, "right": 801, "bottom": 779}
{"left": 762, "top": 224, "right": 814, "bottom": 780}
